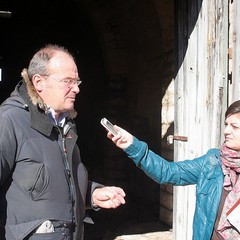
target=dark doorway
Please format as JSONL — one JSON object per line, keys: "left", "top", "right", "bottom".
{"left": 0, "top": 1, "right": 108, "bottom": 237}
{"left": 0, "top": 0, "right": 171, "bottom": 239}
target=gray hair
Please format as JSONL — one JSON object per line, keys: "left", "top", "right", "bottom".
{"left": 27, "top": 44, "right": 75, "bottom": 80}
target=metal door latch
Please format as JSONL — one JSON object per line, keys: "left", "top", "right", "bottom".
{"left": 167, "top": 135, "right": 188, "bottom": 145}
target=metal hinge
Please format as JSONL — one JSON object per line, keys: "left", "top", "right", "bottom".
{"left": 167, "top": 135, "right": 188, "bottom": 145}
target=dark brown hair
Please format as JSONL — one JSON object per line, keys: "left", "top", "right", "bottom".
{"left": 225, "top": 100, "right": 240, "bottom": 119}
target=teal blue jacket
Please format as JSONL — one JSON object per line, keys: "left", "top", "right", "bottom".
{"left": 124, "top": 137, "right": 224, "bottom": 240}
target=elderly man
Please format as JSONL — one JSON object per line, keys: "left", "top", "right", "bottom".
{"left": 0, "top": 44, "right": 125, "bottom": 240}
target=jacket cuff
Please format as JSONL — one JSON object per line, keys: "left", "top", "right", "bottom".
{"left": 90, "top": 183, "right": 104, "bottom": 211}
{"left": 123, "top": 137, "right": 147, "bottom": 165}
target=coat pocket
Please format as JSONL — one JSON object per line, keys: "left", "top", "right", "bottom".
{"left": 12, "top": 162, "right": 49, "bottom": 201}
{"left": 29, "top": 231, "right": 71, "bottom": 240}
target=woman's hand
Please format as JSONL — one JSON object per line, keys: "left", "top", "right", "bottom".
{"left": 107, "top": 125, "right": 133, "bottom": 149}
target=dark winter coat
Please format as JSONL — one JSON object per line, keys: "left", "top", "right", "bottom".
{"left": 0, "top": 80, "right": 101, "bottom": 240}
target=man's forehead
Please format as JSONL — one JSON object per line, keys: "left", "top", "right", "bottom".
{"left": 48, "top": 52, "right": 78, "bottom": 74}
{"left": 49, "top": 52, "right": 73, "bottom": 64}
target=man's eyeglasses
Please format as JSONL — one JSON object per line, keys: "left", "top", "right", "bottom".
{"left": 59, "top": 79, "right": 82, "bottom": 87}
{"left": 43, "top": 75, "right": 82, "bottom": 88}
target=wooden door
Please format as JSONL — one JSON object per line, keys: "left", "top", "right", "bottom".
{"left": 174, "top": 0, "right": 229, "bottom": 239}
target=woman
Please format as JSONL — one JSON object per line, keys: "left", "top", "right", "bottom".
{"left": 106, "top": 100, "right": 240, "bottom": 240}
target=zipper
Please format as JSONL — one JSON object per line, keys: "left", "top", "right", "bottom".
{"left": 57, "top": 125, "right": 76, "bottom": 225}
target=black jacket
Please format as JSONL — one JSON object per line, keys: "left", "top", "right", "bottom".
{"left": 0, "top": 81, "right": 101, "bottom": 240}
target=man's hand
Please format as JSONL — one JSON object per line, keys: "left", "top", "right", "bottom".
{"left": 92, "top": 186, "right": 126, "bottom": 209}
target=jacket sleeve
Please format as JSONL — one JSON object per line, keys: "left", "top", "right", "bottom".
{"left": 0, "top": 115, "right": 17, "bottom": 186}
{"left": 86, "top": 180, "right": 104, "bottom": 210}
{"left": 123, "top": 136, "right": 207, "bottom": 186}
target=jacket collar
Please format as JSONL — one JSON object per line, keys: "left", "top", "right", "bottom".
{"left": 17, "top": 80, "right": 54, "bottom": 136}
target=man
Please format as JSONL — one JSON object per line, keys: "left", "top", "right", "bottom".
{"left": 0, "top": 44, "right": 125, "bottom": 240}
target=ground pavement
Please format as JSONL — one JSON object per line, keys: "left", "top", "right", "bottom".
{"left": 85, "top": 209, "right": 173, "bottom": 240}
{"left": 102, "top": 221, "right": 173, "bottom": 240}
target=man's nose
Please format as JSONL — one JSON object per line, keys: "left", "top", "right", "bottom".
{"left": 72, "top": 84, "right": 80, "bottom": 94}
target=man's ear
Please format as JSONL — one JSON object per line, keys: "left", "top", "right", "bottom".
{"left": 32, "top": 74, "right": 44, "bottom": 92}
